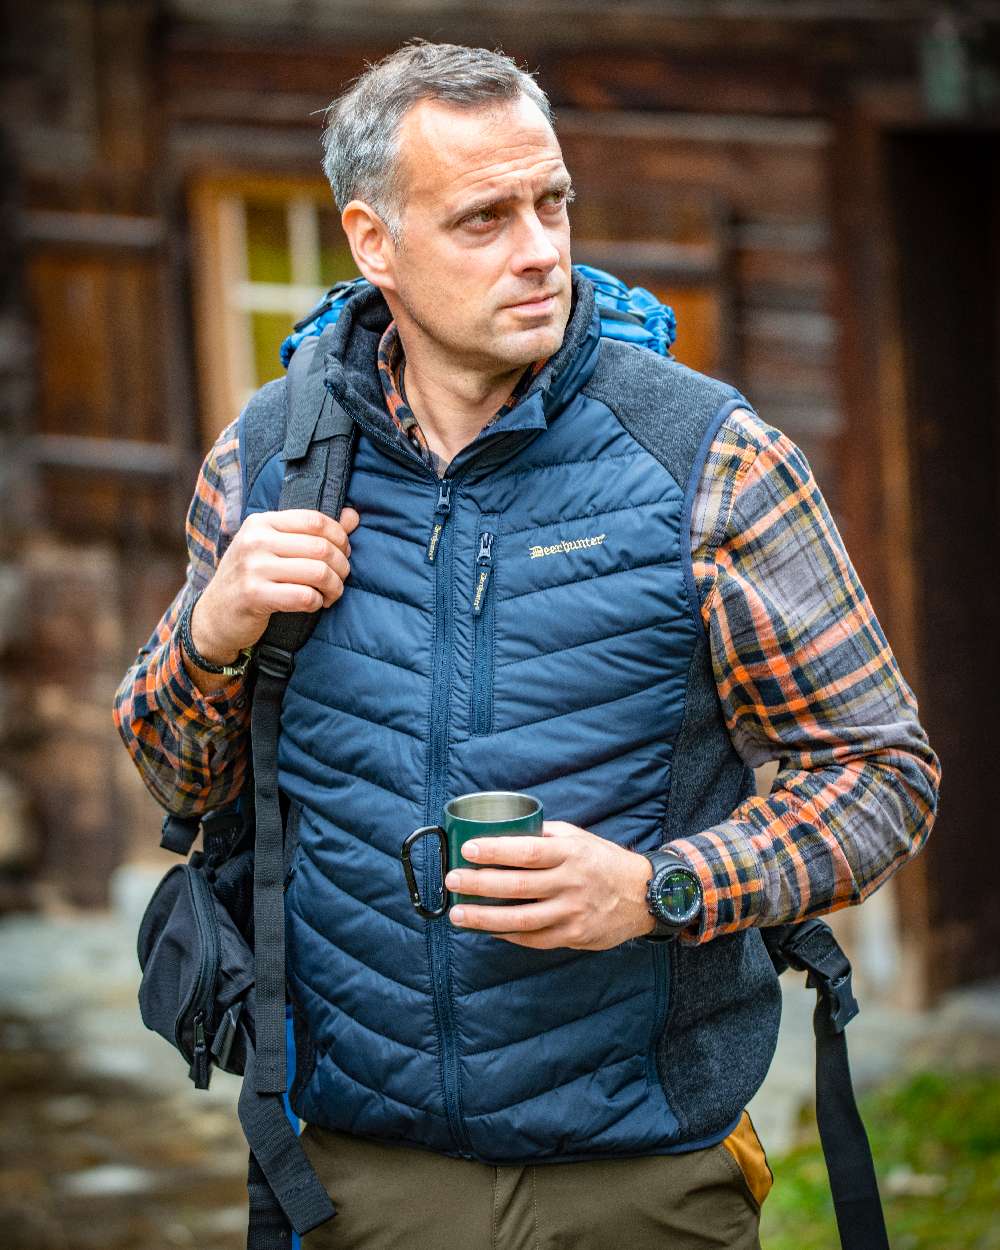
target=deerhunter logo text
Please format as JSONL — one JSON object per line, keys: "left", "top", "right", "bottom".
{"left": 529, "top": 534, "right": 607, "bottom": 559}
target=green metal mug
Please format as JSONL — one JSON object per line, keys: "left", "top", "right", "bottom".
{"left": 401, "top": 791, "right": 543, "bottom": 919}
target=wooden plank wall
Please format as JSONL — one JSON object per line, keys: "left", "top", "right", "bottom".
{"left": 8, "top": 2, "right": 964, "bottom": 917}
{"left": 162, "top": 22, "right": 862, "bottom": 494}
{"left": 9, "top": 1, "right": 188, "bottom": 903}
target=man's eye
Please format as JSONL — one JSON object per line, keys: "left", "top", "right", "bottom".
{"left": 541, "top": 189, "right": 574, "bottom": 210}
{"left": 464, "top": 208, "right": 497, "bottom": 227}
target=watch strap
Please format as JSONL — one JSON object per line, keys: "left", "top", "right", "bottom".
{"left": 642, "top": 848, "right": 702, "bottom": 941}
{"left": 180, "top": 594, "right": 254, "bottom": 677}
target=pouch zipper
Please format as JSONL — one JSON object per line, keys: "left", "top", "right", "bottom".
{"left": 191, "top": 1013, "right": 210, "bottom": 1090}
{"left": 182, "top": 865, "right": 221, "bottom": 1089}
{"left": 471, "top": 522, "right": 498, "bottom": 737}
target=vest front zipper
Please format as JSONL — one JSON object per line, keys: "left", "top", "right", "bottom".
{"left": 423, "top": 472, "right": 476, "bottom": 1157}
{"left": 340, "top": 403, "right": 532, "bottom": 1156}
{"left": 425, "top": 479, "right": 452, "bottom": 563}
{"left": 471, "top": 519, "right": 498, "bottom": 737}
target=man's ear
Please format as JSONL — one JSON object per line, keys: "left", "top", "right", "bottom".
{"left": 341, "top": 200, "right": 398, "bottom": 295}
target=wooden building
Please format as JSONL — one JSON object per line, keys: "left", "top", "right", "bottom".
{"left": 3, "top": 1, "right": 998, "bottom": 1004}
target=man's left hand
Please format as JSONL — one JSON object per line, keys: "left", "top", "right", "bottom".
{"left": 445, "top": 822, "right": 656, "bottom": 950}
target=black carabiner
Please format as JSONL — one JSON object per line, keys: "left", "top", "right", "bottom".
{"left": 401, "top": 825, "right": 448, "bottom": 919}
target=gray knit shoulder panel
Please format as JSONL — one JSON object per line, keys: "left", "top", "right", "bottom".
{"left": 582, "top": 340, "right": 746, "bottom": 495}
{"left": 239, "top": 377, "right": 289, "bottom": 505}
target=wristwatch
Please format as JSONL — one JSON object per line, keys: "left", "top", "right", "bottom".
{"left": 180, "top": 596, "right": 255, "bottom": 678}
{"left": 642, "top": 849, "right": 703, "bottom": 941}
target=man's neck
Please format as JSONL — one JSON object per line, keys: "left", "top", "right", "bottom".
{"left": 397, "top": 338, "right": 530, "bottom": 465}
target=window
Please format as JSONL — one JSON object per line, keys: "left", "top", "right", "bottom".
{"left": 189, "top": 176, "right": 359, "bottom": 441}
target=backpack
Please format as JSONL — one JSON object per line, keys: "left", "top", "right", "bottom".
{"left": 137, "top": 265, "right": 889, "bottom": 1250}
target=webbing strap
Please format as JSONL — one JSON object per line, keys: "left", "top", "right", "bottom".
{"left": 815, "top": 1002, "right": 890, "bottom": 1250}
{"left": 769, "top": 920, "right": 890, "bottom": 1250}
{"left": 245, "top": 329, "right": 355, "bottom": 1250}
{"left": 239, "top": 1033, "right": 337, "bottom": 1240}
{"left": 252, "top": 438, "right": 332, "bottom": 1094}
{"left": 250, "top": 360, "right": 356, "bottom": 1095}
{"left": 250, "top": 662, "right": 293, "bottom": 1093}
{"left": 246, "top": 1152, "right": 293, "bottom": 1249}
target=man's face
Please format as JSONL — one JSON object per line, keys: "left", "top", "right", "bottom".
{"left": 376, "top": 93, "right": 573, "bottom": 374}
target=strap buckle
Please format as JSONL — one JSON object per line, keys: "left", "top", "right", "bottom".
{"left": 201, "top": 806, "right": 246, "bottom": 864}
{"left": 810, "top": 968, "right": 860, "bottom": 1033}
{"left": 160, "top": 813, "right": 200, "bottom": 855}
{"left": 255, "top": 643, "right": 295, "bottom": 681}
{"left": 779, "top": 918, "right": 860, "bottom": 1033}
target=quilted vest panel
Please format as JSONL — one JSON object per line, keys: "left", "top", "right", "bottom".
{"left": 240, "top": 281, "right": 780, "bottom": 1163}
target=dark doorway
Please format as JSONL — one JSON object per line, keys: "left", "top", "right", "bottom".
{"left": 886, "top": 129, "right": 1000, "bottom": 993}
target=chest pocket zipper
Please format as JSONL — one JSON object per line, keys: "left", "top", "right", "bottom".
{"left": 470, "top": 517, "right": 498, "bottom": 736}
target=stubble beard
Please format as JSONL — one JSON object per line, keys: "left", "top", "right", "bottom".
{"left": 392, "top": 280, "right": 560, "bottom": 376}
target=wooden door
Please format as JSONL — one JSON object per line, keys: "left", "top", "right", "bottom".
{"left": 836, "top": 89, "right": 1000, "bottom": 1002}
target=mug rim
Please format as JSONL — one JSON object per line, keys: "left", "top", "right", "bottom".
{"left": 444, "top": 790, "right": 541, "bottom": 823}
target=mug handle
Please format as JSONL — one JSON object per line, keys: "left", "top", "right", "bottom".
{"left": 401, "top": 825, "right": 449, "bottom": 919}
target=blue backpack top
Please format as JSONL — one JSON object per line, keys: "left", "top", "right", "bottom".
{"left": 279, "top": 263, "right": 677, "bottom": 368}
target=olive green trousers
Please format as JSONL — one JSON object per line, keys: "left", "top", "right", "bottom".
{"left": 301, "top": 1113, "right": 771, "bottom": 1249}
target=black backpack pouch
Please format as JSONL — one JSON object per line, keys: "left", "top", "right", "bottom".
{"left": 137, "top": 841, "right": 256, "bottom": 1089}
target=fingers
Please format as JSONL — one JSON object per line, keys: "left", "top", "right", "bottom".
{"left": 262, "top": 582, "right": 326, "bottom": 614}
{"left": 460, "top": 835, "right": 568, "bottom": 870}
{"left": 444, "top": 867, "right": 560, "bottom": 900}
{"left": 493, "top": 929, "right": 577, "bottom": 950}
{"left": 265, "top": 508, "right": 358, "bottom": 554}
{"left": 541, "top": 821, "right": 580, "bottom": 837}
{"left": 261, "top": 534, "right": 351, "bottom": 582}
{"left": 450, "top": 899, "right": 565, "bottom": 934}
{"left": 236, "top": 509, "right": 360, "bottom": 611}
{"left": 254, "top": 556, "right": 344, "bottom": 609}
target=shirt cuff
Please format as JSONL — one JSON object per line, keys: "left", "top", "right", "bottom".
{"left": 156, "top": 617, "right": 249, "bottom": 726}
{"left": 665, "top": 827, "right": 767, "bottom": 946}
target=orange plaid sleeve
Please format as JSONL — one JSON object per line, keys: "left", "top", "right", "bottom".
{"left": 112, "top": 420, "right": 251, "bottom": 817}
{"left": 671, "top": 410, "right": 941, "bottom": 943}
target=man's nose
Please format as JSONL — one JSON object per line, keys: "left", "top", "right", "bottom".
{"left": 509, "top": 209, "right": 561, "bottom": 275}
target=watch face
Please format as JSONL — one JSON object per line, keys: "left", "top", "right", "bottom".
{"left": 657, "top": 868, "right": 701, "bottom": 924}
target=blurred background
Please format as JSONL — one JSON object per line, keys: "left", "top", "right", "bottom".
{"left": 0, "top": 2, "right": 998, "bottom": 1247}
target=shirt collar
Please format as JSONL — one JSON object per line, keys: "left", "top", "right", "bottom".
{"left": 376, "top": 321, "right": 547, "bottom": 478}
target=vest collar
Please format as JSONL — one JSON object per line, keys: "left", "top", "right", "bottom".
{"left": 322, "top": 269, "right": 600, "bottom": 464}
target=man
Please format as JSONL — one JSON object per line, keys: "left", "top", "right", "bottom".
{"left": 115, "top": 41, "right": 940, "bottom": 1249}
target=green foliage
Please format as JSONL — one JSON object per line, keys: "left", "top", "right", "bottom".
{"left": 760, "top": 1070, "right": 1000, "bottom": 1250}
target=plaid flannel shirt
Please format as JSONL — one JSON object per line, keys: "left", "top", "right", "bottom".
{"left": 114, "top": 326, "right": 940, "bottom": 943}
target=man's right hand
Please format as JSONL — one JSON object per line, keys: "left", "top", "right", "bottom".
{"left": 188, "top": 507, "right": 361, "bottom": 679}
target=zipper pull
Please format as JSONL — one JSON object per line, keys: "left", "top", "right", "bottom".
{"left": 472, "top": 531, "right": 495, "bottom": 616}
{"left": 190, "top": 1012, "right": 211, "bottom": 1090}
{"left": 425, "top": 480, "right": 453, "bottom": 563}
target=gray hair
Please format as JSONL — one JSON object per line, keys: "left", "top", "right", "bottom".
{"left": 321, "top": 40, "right": 554, "bottom": 243}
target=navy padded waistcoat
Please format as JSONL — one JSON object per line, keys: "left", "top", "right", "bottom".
{"left": 239, "top": 274, "right": 782, "bottom": 1163}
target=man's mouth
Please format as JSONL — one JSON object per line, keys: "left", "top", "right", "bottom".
{"left": 505, "top": 290, "right": 561, "bottom": 313}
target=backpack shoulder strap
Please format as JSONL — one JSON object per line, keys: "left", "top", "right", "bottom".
{"left": 235, "top": 321, "right": 355, "bottom": 1241}
{"left": 251, "top": 321, "right": 357, "bottom": 1097}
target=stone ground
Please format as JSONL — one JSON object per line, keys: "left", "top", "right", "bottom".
{"left": 2, "top": 866, "right": 998, "bottom": 1249}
